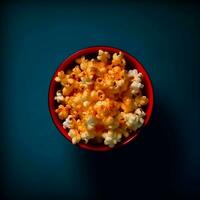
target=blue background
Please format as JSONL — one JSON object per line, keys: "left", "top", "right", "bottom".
{"left": 1, "top": 1, "right": 200, "bottom": 199}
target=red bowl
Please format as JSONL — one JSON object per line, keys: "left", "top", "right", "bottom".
{"left": 48, "top": 46, "right": 154, "bottom": 151}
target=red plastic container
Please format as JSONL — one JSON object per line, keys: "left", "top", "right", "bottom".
{"left": 48, "top": 46, "right": 154, "bottom": 151}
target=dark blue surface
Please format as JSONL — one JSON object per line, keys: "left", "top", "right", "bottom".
{"left": 1, "top": 1, "right": 200, "bottom": 199}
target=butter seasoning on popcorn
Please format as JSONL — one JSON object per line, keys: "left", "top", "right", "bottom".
{"left": 54, "top": 50, "right": 148, "bottom": 148}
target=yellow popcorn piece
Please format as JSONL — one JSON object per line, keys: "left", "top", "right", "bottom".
{"left": 55, "top": 71, "right": 65, "bottom": 82}
{"left": 72, "top": 65, "right": 81, "bottom": 74}
{"left": 112, "top": 52, "right": 126, "bottom": 67}
{"left": 121, "top": 98, "right": 136, "bottom": 113}
{"left": 135, "top": 96, "right": 149, "bottom": 107}
{"left": 103, "top": 116, "right": 119, "bottom": 130}
{"left": 96, "top": 90, "right": 105, "bottom": 101}
{"left": 95, "top": 62, "right": 107, "bottom": 75}
{"left": 55, "top": 105, "right": 69, "bottom": 120}
{"left": 62, "top": 86, "right": 73, "bottom": 96}
{"left": 75, "top": 56, "right": 86, "bottom": 65}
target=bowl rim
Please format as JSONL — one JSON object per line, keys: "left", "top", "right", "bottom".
{"left": 48, "top": 46, "right": 154, "bottom": 152}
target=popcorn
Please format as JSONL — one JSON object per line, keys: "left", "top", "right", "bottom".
{"left": 55, "top": 105, "right": 68, "bottom": 120}
{"left": 62, "top": 86, "right": 73, "bottom": 96}
{"left": 112, "top": 66, "right": 121, "bottom": 73}
{"left": 135, "top": 108, "right": 146, "bottom": 118}
{"left": 112, "top": 52, "right": 126, "bottom": 66}
{"left": 55, "top": 71, "right": 65, "bottom": 82}
{"left": 68, "top": 129, "right": 81, "bottom": 144}
{"left": 85, "top": 115, "right": 97, "bottom": 131}
{"left": 54, "top": 50, "right": 148, "bottom": 147}
{"left": 96, "top": 90, "right": 105, "bottom": 101}
{"left": 82, "top": 89, "right": 90, "bottom": 101}
{"left": 86, "top": 62, "right": 96, "bottom": 77}
{"left": 72, "top": 65, "right": 81, "bottom": 74}
{"left": 128, "top": 69, "right": 142, "bottom": 81}
{"left": 128, "top": 69, "right": 144, "bottom": 95}
{"left": 97, "top": 62, "right": 107, "bottom": 74}
{"left": 123, "top": 108, "right": 145, "bottom": 131}
{"left": 57, "top": 74, "right": 71, "bottom": 86}
{"left": 80, "top": 76, "right": 93, "bottom": 86}
{"left": 54, "top": 90, "right": 65, "bottom": 103}
{"left": 121, "top": 98, "right": 136, "bottom": 113}
{"left": 73, "top": 93, "right": 82, "bottom": 104}
{"left": 117, "top": 112, "right": 126, "bottom": 126}
{"left": 114, "top": 79, "right": 125, "bottom": 90}
{"left": 94, "top": 99, "right": 117, "bottom": 119}
{"left": 76, "top": 56, "right": 89, "bottom": 71}
{"left": 83, "top": 101, "right": 90, "bottom": 108}
{"left": 135, "top": 96, "right": 149, "bottom": 107}
{"left": 97, "top": 50, "right": 110, "bottom": 62}
{"left": 130, "top": 80, "right": 144, "bottom": 95}
{"left": 80, "top": 131, "right": 95, "bottom": 143}
{"left": 116, "top": 128, "right": 129, "bottom": 138}
{"left": 102, "top": 130, "right": 122, "bottom": 148}
{"left": 122, "top": 130, "right": 129, "bottom": 138}
{"left": 124, "top": 113, "right": 140, "bottom": 131}
{"left": 63, "top": 115, "right": 75, "bottom": 129}
{"left": 103, "top": 116, "right": 119, "bottom": 130}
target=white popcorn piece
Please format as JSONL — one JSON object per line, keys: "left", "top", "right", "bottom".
{"left": 128, "top": 69, "right": 143, "bottom": 81}
{"left": 135, "top": 108, "right": 146, "bottom": 118}
{"left": 123, "top": 108, "right": 145, "bottom": 131}
{"left": 126, "top": 114, "right": 141, "bottom": 131}
{"left": 54, "top": 90, "right": 65, "bottom": 103}
{"left": 81, "top": 131, "right": 95, "bottom": 144}
{"left": 63, "top": 115, "right": 75, "bottom": 129}
{"left": 97, "top": 50, "right": 111, "bottom": 62}
{"left": 129, "top": 70, "right": 144, "bottom": 95}
{"left": 102, "top": 130, "right": 122, "bottom": 148}
{"left": 68, "top": 129, "right": 81, "bottom": 144}
{"left": 130, "top": 81, "right": 144, "bottom": 94}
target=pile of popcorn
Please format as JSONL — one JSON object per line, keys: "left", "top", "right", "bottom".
{"left": 54, "top": 50, "right": 148, "bottom": 147}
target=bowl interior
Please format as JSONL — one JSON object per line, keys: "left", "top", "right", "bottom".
{"left": 48, "top": 46, "right": 154, "bottom": 151}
